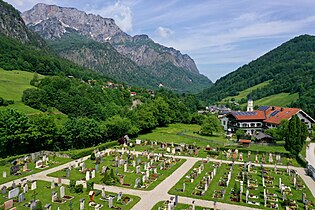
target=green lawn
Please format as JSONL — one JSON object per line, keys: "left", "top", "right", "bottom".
{"left": 169, "top": 161, "right": 314, "bottom": 209}
{"left": 137, "top": 124, "right": 229, "bottom": 148}
{"left": 0, "top": 180, "right": 140, "bottom": 209}
{"left": 0, "top": 156, "right": 72, "bottom": 185}
{"left": 48, "top": 151, "right": 185, "bottom": 191}
{"left": 0, "top": 69, "right": 44, "bottom": 114}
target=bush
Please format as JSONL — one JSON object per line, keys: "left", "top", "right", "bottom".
{"left": 35, "top": 200, "right": 43, "bottom": 210}
{"left": 75, "top": 184, "right": 83, "bottom": 193}
{"left": 90, "top": 152, "right": 96, "bottom": 160}
{"left": 69, "top": 180, "right": 76, "bottom": 193}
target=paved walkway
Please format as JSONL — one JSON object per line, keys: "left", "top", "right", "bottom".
{"left": 306, "top": 143, "right": 315, "bottom": 168}
{"left": 1, "top": 149, "right": 315, "bottom": 210}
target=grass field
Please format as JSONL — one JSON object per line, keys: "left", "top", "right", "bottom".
{"left": 252, "top": 92, "right": 299, "bottom": 107}
{"left": 0, "top": 180, "right": 140, "bottom": 209}
{"left": 137, "top": 124, "right": 230, "bottom": 148}
{"left": 222, "top": 80, "right": 271, "bottom": 102}
{"left": 0, "top": 69, "right": 44, "bottom": 114}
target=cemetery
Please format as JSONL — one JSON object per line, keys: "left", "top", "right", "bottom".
{"left": 0, "top": 180, "right": 140, "bottom": 209}
{"left": 0, "top": 152, "right": 72, "bottom": 185}
{"left": 47, "top": 148, "right": 185, "bottom": 191}
{"left": 169, "top": 158, "right": 315, "bottom": 209}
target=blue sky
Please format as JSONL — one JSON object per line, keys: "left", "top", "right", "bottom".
{"left": 7, "top": 0, "right": 315, "bottom": 82}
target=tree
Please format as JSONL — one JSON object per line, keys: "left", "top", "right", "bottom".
{"left": 236, "top": 129, "right": 246, "bottom": 141}
{"left": 200, "top": 115, "right": 223, "bottom": 136}
{"left": 284, "top": 115, "right": 308, "bottom": 156}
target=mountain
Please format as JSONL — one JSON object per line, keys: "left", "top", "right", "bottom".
{"left": 21, "top": 3, "right": 212, "bottom": 92}
{"left": 199, "top": 34, "right": 315, "bottom": 116}
{"left": 0, "top": 0, "right": 114, "bottom": 82}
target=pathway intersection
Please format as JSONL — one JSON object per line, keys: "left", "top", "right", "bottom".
{"left": 1, "top": 149, "right": 315, "bottom": 210}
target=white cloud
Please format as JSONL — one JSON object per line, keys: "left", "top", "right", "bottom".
{"left": 89, "top": 1, "right": 133, "bottom": 32}
{"left": 156, "top": 26, "right": 174, "bottom": 38}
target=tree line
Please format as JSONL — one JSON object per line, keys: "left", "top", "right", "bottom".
{"left": 0, "top": 76, "right": 203, "bottom": 158}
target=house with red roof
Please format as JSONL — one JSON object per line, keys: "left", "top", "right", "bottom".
{"left": 220, "top": 99, "right": 314, "bottom": 135}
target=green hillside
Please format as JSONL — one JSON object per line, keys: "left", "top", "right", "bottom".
{"left": 253, "top": 92, "right": 299, "bottom": 107}
{"left": 0, "top": 69, "right": 43, "bottom": 114}
{"left": 200, "top": 35, "right": 315, "bottom": 116}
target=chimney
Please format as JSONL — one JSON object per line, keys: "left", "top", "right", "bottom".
{"left": 271, "top": 106, "right": 275, "bottom": 110}
{"left": 280, "top": 107, "right": 284, "bottom": 111}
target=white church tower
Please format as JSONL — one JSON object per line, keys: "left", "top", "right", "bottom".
{"left": 247, "top": 96, "right": 254, "bottom": 112}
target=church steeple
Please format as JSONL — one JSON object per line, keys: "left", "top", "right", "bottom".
{"left": 247, "top": 96, "right": 254, "bottom": 112}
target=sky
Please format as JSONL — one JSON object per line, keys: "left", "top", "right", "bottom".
{"left": 7, "top": 0, "right": 315, "bottom": 82}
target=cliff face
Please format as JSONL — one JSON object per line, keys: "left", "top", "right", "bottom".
{"left": 22, "top": 3, "right": 212, "bottom": 92}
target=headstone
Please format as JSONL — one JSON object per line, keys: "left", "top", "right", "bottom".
{"left": 95, "top": 164, "right": 99, "bottom": 171}
{"left": 80, "top": 198, "right": 85, "bottom": 210}
{"left": 124, "top": 163, "right": 128, "bottom": 172}
{"left": 108, "top": 197, "right": 113, "bottom": 208}
{"left": 51, "top": 180, "right": 55, "bottom": 189}
{"left": 10, "top": 165, "right": 20, "bottom": 175}
{"left": 66, "top": 169, "right": 70, "bottom": 179}
{"left": 86, "top": 171, "right": 90, "bottom": 181}
{"left": 133, "top": 160, "right": 136, "bottom": 167}
{"left": 18, "top": 193, "right": 25, "bottom": 203}
{"left": 135, "top": 178, "right": 140, "bottom": 188}
{"left": 45, "top": 204, "right": 52, "bottom": 210}
{"left": 175, "top": 195, "right": 178, "bottom": 205}
{"left": 136, "top": 166, "right": 140, "bottom": 173}
{"left": 35, "top": 160, "right": 43, "bottom": 168}
{"left": 183, "top": 183, "right": 186, "bottom": 192}
{"left": 60, "top": 186, "right": 65, "bottom": 198}
{"left": 52, "top": 191, "right": 58, "bottom": 202}
{"left": 117, "top": 192, "right": 122, "bottom": 201}
{"left": 136, "top": 139, "right": 141, "bottom": 145}
{"left": 31, "top": 181, "right": 37, "bottom": 190}
{"left": 11, "top": 181, "right": 16, "bottom": 189}
{"left": 101, "top": 187, "right": 106, "bottom": 198}
{"left": 3, "top": 171, "right": 6, "bottom": 178}
{"left": 302, "top": 192, "right": 306, "bottom": 204}
{"left": 142, "top": 175, "right": 146, "bottom": 183}
{"left": 8, "top": 188, "right": 19, "bottom": 199}
{"left": 23, "top": 184, "right": 28, "bottom": 193}
{"left": 1, "top": 186, "right": 7, "bottom": 194}
{"left": 91, "top": 170, "right": 96, "bottom": 179}
{"left": 4, "top": 199, "right": 13, "bottom": 210}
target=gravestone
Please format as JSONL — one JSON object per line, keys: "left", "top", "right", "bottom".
{"left": 91, "top": 170, "right": 96, "bottom": 179}
{"left": 31, "top": 181, "right": 37, "bottom": 190}
{"left": 133, "top": 161, "right": 136, "bottom": 167}
{"left": 86, "top": 171, "right": 90, "bottom": 181}
{"left": 95, "top": 164, "right": 99, "bottom": 171}
{"left": 117, "top": 192, "right": 122, "bottom": 201}
{"left": 44, "top": 204, "right": 52, "bottom": 210}
{"left": 135, "top": 178, "right": 140, "bottom": 188}
{"left": 52, "top": 191, "right": 58, "bottom": 202}
{"left": 60, "top": 186, "right": 65, "bottom": 199}
{"left": 183, "top": 183, "right": 186, "bottom": 192}
{"left": 10, "top": 165, "right": 20, "bottom": 175}
{"left": 136, "top": 166, "right": 140, "bottom": 173}
{"left": 124, "top": 163, "right": 128, "bottom": 172}
{"left": 101, "top": 187, "right": 106, "bottom": 198}
{"left": 23, "top": 184, "right": 28, "bottom": 193}
{"left": 80, "top": 198, "right": 85, "bottom": 210}
{"left": 108, "top": 196, "right": 113, "bottom": 208}
{"left": 51, "top": 180, "right": 55, "bottom": 189}
{"left": 66, "top": 169, "right": 70, "bottom": 179}
{"left": 18, "top": 193, "right": 25, "bottom": 203}
{"left": 11, "top": 181, "right": 16, "bottom": 189}
{"left": 3, "top": 171, "right": 6, "bottom": 178}
{"left": 4, "top": 199, "right": 13, "bottom": 210}
{"left": 8, "top": 188, "right": 19, "bottom": 199}
{"left": 35, "top": 160, "right": 43, "bottom": 168}
{"left": 1, "top": 186, "right": 7, "bottom": 194}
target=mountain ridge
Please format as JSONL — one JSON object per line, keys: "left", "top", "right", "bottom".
{"left": 21, "top": 3, "right": 212, "bottom": 92}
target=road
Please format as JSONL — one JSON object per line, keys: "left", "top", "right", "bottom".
{"left": 1, "top": 149, "right": 315, "bottom": 210}
{"left": 306, "top": 142, "right": 315, "bottom": 168}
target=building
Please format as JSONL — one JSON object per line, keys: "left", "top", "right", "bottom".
{"left": 220, "top": 99, "right": 315, "bottom": 135}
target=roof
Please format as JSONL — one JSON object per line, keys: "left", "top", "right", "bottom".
{"left": 263, "top": 107, "right": 300, "bottom": 124}
{"left": 239, "top": 139, "right": 251, "bottom": 143}
{"left": 254, "top": 132, "right": 273, "bottom": 140}
{"left": 229, "top": 106, "right": 304, "bottom": 125}
{"left": 230, "top": 110, "right": 266, "bottom": 121}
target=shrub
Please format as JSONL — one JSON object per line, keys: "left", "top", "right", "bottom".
{"left": 75, "top": 184, "right": 83, "bottom": 193}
